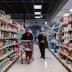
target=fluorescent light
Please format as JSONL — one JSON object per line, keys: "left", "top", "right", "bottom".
{"left": 40, "top": 15, "right": 42, "bottom": 18}
{"left": 70, "top": 9, "right": 72, "bottom": 12}
{"left": 35, "top": 16, "right": 41, "bottom": 18}
{"left": 35, "top": 12, "right": 41, "bottom": 15}
{"left": 34, "top": 5, "right": 42, "bottom": 9}
{"left": 45, "top": 21, "right": 47, "bottom": 24}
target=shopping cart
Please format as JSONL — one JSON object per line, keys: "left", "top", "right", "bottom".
{"left": 20, "top": 40, "right": 34, "bottom": 64}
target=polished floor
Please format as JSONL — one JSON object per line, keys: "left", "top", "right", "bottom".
{"left": 8, "top": 44, "right": 68, "bottom": 72}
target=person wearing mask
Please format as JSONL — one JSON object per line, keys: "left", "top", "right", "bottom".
{"left": 38, "top": 32, "right": 48, "bottom": 59}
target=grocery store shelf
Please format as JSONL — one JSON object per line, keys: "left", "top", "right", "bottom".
{"left": 59, "top": 23, "right": 68, "bottom": 27}
{"left": 59, "top": 44, "right": 72, "bottom": 50}
{"left": 1, "top": 61, "right": 13, "bottom": 72}
{"left": 48, "top": 49, "right": 72, "bottom": 72}
{"left": 1, "top": 54, "right": 21, "bottom": 72}
{"left": 62, "top": 31, "right": 68, "bottom": 33}
{"left": 0, "top": 13, "right": 21, "bottom": 72}
{"left": 0, "top": 17, "right": 11, "bottom": 24}
{"left": 9, "top": 23, "right": 18, "bottom": 29}
{"left": 58, "top": 50, "right": 72, "bottom": 61}
{"left": 62, "top": 37, "right": 70, "bottom": 40}
{"left": 11, "top": 31, "right": 18, "bottom": 34}
{"left": 52, "top": 27, "right": 59, "bottom": 30}
{"left": 51, "top": 41, "right": 59, "bottom": 46}
{"left": 0, "top": 43, "right": 18, "bottom": 50}
{"left": 50, "top": 31, "right": 58, "bottom": 34}
{"left": 0, "top": 38, "right": 18, "bottom": 40}
{"left": 0, "top": 18, "right": 18, "bottom": 29}
{"left": 62, "top": 29, "right": 72, "bottom": 33}
{"left": 0, "top": 49, "right": 18, "bottom": 61}
{"left": 0, "top": 27, "right": 10, "bottom": 32}
{"left": 60, "top": 44, "right": 68, "bottom": 49}
{"left": 60, "top": 59, "right": 72, "bottom": 72}
{"left": 0, "top": 27, "right": 18, "bottom": 34}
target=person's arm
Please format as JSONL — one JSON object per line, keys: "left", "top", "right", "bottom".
{"left": 38, "top": 34, "right": 40, "bottom": 40}
{"left": 44, "top": 36, "right": 48, "bottom": 48}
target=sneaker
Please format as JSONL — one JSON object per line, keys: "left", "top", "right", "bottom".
{"left": 40, "top": 56, "right": 43, "bottom": 58}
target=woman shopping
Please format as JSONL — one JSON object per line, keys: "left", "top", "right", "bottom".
{"left": 38, "top": 32, "right": 48, "bottom": 59}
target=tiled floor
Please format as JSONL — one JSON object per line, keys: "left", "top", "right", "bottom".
{"left": 8, "top": 44, "right": 68, "bottom": 72}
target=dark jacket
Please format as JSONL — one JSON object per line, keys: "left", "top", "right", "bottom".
{"left": 38, "top": 34, "right": 48, "bottom": 48}
{"left": 21, "top": 32, "right": 33, "bottom": 40}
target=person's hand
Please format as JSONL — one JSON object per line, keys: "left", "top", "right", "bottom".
{"left": 41, "top": 40, "right": 45, "bottom": 43}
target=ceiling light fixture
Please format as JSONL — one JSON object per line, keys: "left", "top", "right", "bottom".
{"left": 45, "top": 21, "right": 47, "bottom": 24}
{"left": 35, "top": 12, "right": 41, "bottom": 15}
{"left": 40, "top": 15, "right": 42, "bottom": 18}
{"left": 69, "top": 9, "right": 72, "bottom": 12}
{"left": 35, "top": 16, "right": 41, "bottom": 18}
{"left": 34, "top": 5, "right": 42, "bottom": 9}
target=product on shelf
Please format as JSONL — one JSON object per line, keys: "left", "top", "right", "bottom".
{"left": 59, "top": 13, "right": 72, "bottom": 70}
{"left": 0, "top": 58, "right": 10, "bottom": 72}
{"left": 0, "top": 10, "right": 24, "bottom": 72}
{"left": 0, "top": 40, "right": 3, "bottom": 47}
{"left": 0, "top": 50, "right": 3, "bottom": 58}
{"left": 68, "top": 14, "right": 72, "bottom": 24}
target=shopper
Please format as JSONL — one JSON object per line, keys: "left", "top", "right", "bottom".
{"left": 21, "top": 29, "right": 33, "bottom": 59}
{"left": 38, "top": 32, "right": 48, "bottom": 59}
{"left": 21, "top": 29, "right": 33, "bottom": 40}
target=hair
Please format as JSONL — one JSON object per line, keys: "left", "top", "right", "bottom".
{"left": 25, "top": 28, "right": 29, "bottom": 32}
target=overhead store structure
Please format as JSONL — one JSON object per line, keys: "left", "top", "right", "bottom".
{"left": 0, "top": 0, "right": 68, "bottom": 27}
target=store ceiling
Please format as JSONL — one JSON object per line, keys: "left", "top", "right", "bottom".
{"left": 0, "top": 0, "right": 68, "bottom": 21}
{"left": 63, "top": 0, "right": 72, "bottom": 9}
{"left": 52, "top": 0, "right": 72, "bottom": 23}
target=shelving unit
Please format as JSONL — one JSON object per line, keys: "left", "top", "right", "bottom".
{"left": 47, "top": 14, "right": 72, "bottom": 71}
{"left": 58, "top": 50, "right": 72, "bottom": 61}
{"left": 47, "top": 23, "right": 59, "bottom": 52}
{"left": 48, "top": 49, "right": 72, "bottom": 72}
{"left": 59, "top": 44, "right": 72, "bottom": 50}
{"left": 0, "top": 49, "right": 18, "bottom": 61}
{"left": 52, "top": 26, "right": 59, "bottom": 30}
{"left": 58, "top": 14, "right": 72, "bottom": 71}
{"left": 0, "top": 10, "right": 25, "bottom": 72}
{"left": 1, "top": 53, "right": 22, "bottom": 72}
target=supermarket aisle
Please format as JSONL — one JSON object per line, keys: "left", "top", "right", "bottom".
{"left": 8, "top": 44, "right": 68, "bottom": 72}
